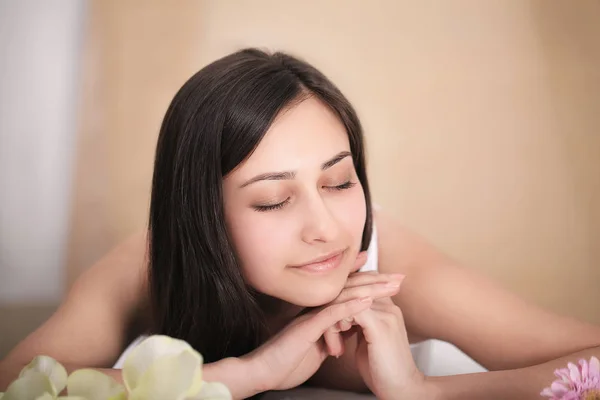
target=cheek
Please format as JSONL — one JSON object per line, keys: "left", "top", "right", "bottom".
{"left": 225, "top": 210, "right": 293, "bottom": 288}
{"left": 224, "top": 186, "right": 367, "bottom": 300}
{"left": 331, "top": 185, "right": 367, "bottom": 249}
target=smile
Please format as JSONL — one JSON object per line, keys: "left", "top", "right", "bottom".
{"left": 291, "top": 250, "right": 346, "bottom": 273}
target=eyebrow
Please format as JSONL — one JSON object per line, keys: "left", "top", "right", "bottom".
{"left": 239, "top": 151, "right": 352, "bottom": 188}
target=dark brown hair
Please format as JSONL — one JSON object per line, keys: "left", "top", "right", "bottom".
{"left": 148, "top": 48, "right": 373, "bottom": 363}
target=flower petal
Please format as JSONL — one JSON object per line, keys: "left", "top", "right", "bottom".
{"left": 550, "top": 381, "right": 570, "bottom": 395}
{"left": 123, "top": 335, "right": 201, "bottom": 392}
{"left": 567, "top": 362, "right": 582, "bottom": 383}
{"left": 590, "top": 356, "right": 600, "bottom": 379}
{"left": 67, "top": 369, "right": 126, "bottom": 400}
{"left": 19, "top": 355, "right": 68, "bottom": 395}
{"left": 182, "top": 369, "right": 204, "bottom": 398}
{"left": 555, "top": 368, "right": 571, "bottom": 383}
{"left": 34, "top": 394, "right": 54, "bottom": 400}
{"left": 186, "top": 382, "right": 232, "bottom": 400}
{"left": 2, "top": 371, "right": 54, "bottom": 400}
{"left": 128, "top": 350, "right": 202, "bottom": 400}
{"left": 57, "top": 398, "right": 89, "bottom": 400}
{"left": 580, "top": 359, "right": 590, "bottom": 382}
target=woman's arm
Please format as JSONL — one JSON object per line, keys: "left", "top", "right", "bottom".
{"left": 2, "top": 231, "right": 375, "bottom": 399}
{"left": 0, "top": 232, "right": 263, "bottom": 399}
{"left": 0, "top": 231, "right": 150, "bottom": 389}
{"left": 1, "top": 353, "right": 261, "bottom": 399}
{"left": 375, "top": 210, "right": 600, "bottom": 398}
{"left": 425, "top": 346, "right": 600, "bottom": 399}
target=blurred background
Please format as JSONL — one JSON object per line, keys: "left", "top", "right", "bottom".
{"left": 0, "top": 0, "right": 599, "bottom": 358}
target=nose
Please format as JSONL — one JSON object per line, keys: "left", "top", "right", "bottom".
{"left": 300, "top": 196, "right": 340, "bottom": 244}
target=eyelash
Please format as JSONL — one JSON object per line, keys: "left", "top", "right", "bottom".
{"left": 253, "top": 181, "right": 357, "bottom": 212}
{"left": 330, "top": 181, "right": 357, "bottom": 191}
{"left": 253, "top": 198, "right": 290, "bottom": 212}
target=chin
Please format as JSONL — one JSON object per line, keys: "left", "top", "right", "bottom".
{"left": 268, "top": 252, "right": 358, "bottom": 307}
{"left": 285, "top": 279, "right": 346, "bottom": 308}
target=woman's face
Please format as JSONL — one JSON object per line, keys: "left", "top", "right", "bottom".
{"left": 223, "top": 97, "right": 367, "bottom": 307}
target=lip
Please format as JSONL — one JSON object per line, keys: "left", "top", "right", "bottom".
{"left": 291, "top": 249, "right": 346, "bottom": 273}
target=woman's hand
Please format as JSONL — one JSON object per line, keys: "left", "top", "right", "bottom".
{"left": 241, "top": 296, "right": 374, "bottom": 394}
{"left": 238, "top": 251, "right": 400, "bottom": 395}
{"left": 322, "top": 252, "right": 404, "bottom": 357}
{"left": 351, "top": 287, "right": 428, "bottom": 400}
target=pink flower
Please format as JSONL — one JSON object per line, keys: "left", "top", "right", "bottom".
{"left": 541, "top": 356, "right": 600, "bottom": 400}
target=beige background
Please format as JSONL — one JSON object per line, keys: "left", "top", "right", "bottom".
{"left": 193, "top": 1, "right": 600, "bottom": 324}
{"left": 4, "top": 0, "right": 599, "bottom": 358}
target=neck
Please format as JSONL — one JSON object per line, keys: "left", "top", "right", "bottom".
{"left": 255, "top": 293, "right": 308, "bottom": 334}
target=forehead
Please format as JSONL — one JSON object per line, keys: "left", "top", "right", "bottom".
{"left": 235, "top": 97, "right": 350, "bottom": 176}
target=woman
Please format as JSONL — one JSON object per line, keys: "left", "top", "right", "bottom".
{"left": 2, "top": 48, "right": 599, "bottom": 399}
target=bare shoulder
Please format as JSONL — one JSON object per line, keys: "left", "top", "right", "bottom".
{"left": 1, "top": 230, "right": 150, "bottom": 371}
{"left": 375, "top": 208, "right": 451, "bottom": 277}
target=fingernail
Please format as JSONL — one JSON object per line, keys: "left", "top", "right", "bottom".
{"left": 359, "top": 296, "right": 372, "bottom": 303}
{"left": 385, "top": 281, "right": 401, "bottom": 288}
{"left": 391, "top": 273, "right": 406, "bottom": 280}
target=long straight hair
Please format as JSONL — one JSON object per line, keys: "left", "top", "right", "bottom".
{"left": 148, "top": 48, "right": 373, "bottom": 363}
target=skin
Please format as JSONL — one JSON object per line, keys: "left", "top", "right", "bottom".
{"left": 223, "top": 97, "right": 366, "bottom": 310}
{"left": 2, "top": 97, "right": 600, "bottom": 399}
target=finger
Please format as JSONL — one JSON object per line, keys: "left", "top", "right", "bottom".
{"left": 371, "top": 295, "right": 397, "bottom": 307}
{"left": 345, "top": 272, "right": 404, "bottom": 289}
{"left": 350, "top": 251, "right": 368, "bottom": 273}
{"left": 370, "top": 300, "right": 405, "bottom": 322}
{"left": 338, "top": 318, "right": 353, "bottom": 332}
{"left": 360, "top": 274, "right": 405, "bottom": 300}
{"left": 355, "top": 306, "right": 412, "bottom": 359}
{"left": 332, "top": 282, "right": 400, "bottom": 305}
{"left": 342, "top": 326, "right": 359, "bottom": 338}
{"left": 316, "top": 337, "right": 330, "bottom": 364}
{"left": 301, "top": 297, "right": 373, "bottom": 343}
{"left": 324, "top": 328, "right": 344, "bottom": 357}
{"left": 351, "top": 308, "right": 383, "bottom": 344}
{"left": 371, "top": 276, "right": 405, "bottom": 306}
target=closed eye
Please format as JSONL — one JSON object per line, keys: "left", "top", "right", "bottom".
{"left": 326, "top": 181, "right": 357, "bottom": 191}
{"left": 253, "top": 198, "right": 290, "bottom": 212}
{"left": 252, "top": 181, "right": 356, "bottom": 212}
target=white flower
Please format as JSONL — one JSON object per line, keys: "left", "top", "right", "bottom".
{"left": 1, "top": 370, "right": 55, "bottom": 400}
{"left": 19, "top": 356, "right": 68, "bottom": 396}
{"left": 0, "top": 335, "right": 232, "bottom": 400}
{"left": 66, "top": 370, "right": 126, "bottom": 400}
{"left": 122, "top": 335, "right": 230, "bottom": 400}
{"left": 0, "top": 355, "right": 78, "bottom": 400}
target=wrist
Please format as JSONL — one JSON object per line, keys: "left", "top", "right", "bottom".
{"left": 238, "top": 354, "right": 272, "bottom": 395}
{"left": 380, "top": 370, "right": 437, "bottom": 400}
{"left": 422, "top": 375, "right": 444, "bottom": 400}
{"left": 204, "top": 356, "right": 265, "bottom": 399}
